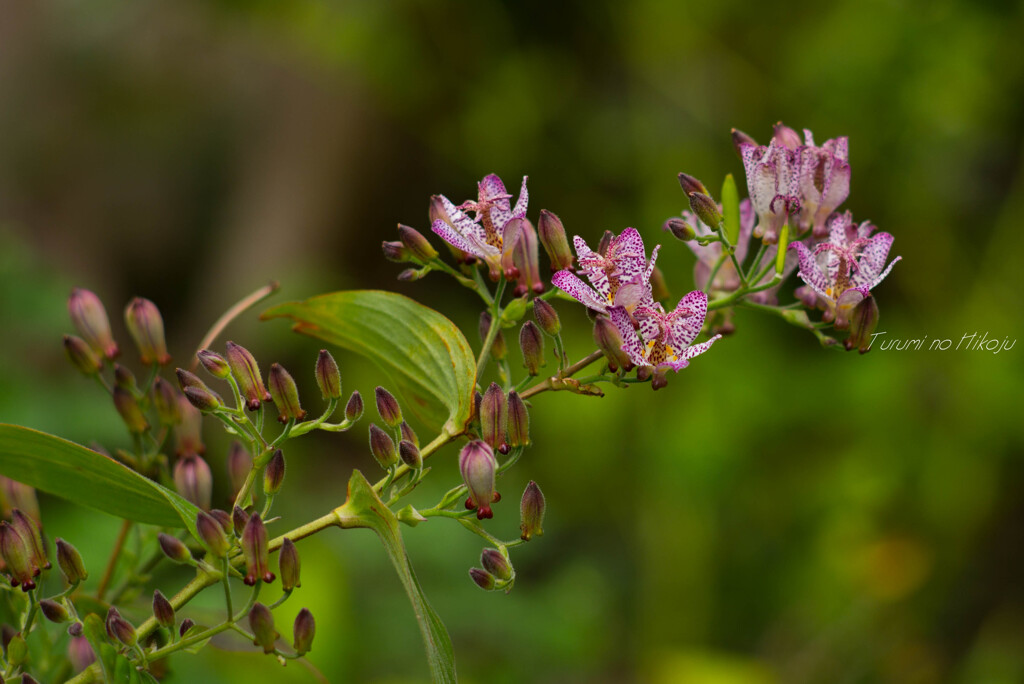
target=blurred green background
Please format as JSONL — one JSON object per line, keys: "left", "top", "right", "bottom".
{"left": 2, "top": 0, "right": 1024, "bottom": 682}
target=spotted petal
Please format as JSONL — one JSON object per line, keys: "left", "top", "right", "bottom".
{"left": 678, "top": 334, "right": 721, "bottom": 363}
{"left": 432, "top": 219, "right": 496, "bottom": 261}
{"left": 552, "top": 270, "right": 610, "bottom": 312}
{"left": 608, "top": 306, "right": 647, "bottom": 367}
{"left": 855, "top": 232, "right": 894, "bottom": 283}
{"left": 789, "top": 242, "right": 831, "bottom": 302}
{"left": 668, "top": 290, "right": 708, "bottom": 348}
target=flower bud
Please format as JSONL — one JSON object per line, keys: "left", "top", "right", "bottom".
{"left": 113, "top": 386, "right": 149, "bottom": 434}
{"left": 158, "top": 533, "right": 191, "bottom": 563}
{"left": 479, "top": 311, "right": 507, "bottom": 361}
{"left": 263, "top": 449, "right": 286, "bottom": 496}
{"left": 480, "top": 383, "right": 507, "bottom": 451}
{"left": 248, "top": 603, "right": 278, "bottom": 654}
{"left": 210, "top": 508, "right": 232, "bottom": 532}
{"left": 196, "top": 510, "right": 230, "bottom": 557}
{"left": 506, "top": 391, "right": 529, "bottom": 448}
{"left": 40, "top": 598, "right": 69, "bottom": 623}
{"left": 153, "top": 590, "right": 174, "bottom": 629}
{"left": 664, "top": 217, "right": 696, "bottom": 242}
{"left": 597, "top": 230, "right": 614, "bottom": 257}
{"left": 227, "top": 441, "right": 252, "bottom": 497}
{"left": 197, "top": 349, "right": 231, "bottom": 379}
{"left": 124, "top": 297, "right": 170, "bottom": 365}
{"left": 368, "top": 423, "right": 398, "bottom": 470}
{"left": 688, "top": 191, "right": 722, "bottom": 228}
{"left": 151, "top": 377, "right": 181, "bottom": 426}
{"left": 232, "top": 506, "right": 250, "bottom": 537}
{"left": 174, "top": 456, "right": 212, "bottom": 511}
{"left": 241, "top": 513, "right": 274, "bottom": 585}
{"left": 315, "top": 349, "right": 342, "bottom": 400}
{"left": 345, "top": 391, "right": 364, "bottom": 422}
{"left": 398, "top": 440, "right": 421, "bottom": 469}
{"left": 511, "top": 217, "right": 544, "bottom": 296}
{"left": 176, "top": 369, "right": 223, "bottom": 413}
{"left": 400, "top": 421, "right": 418, "bottom": 448}
{"left": 678, "top": 172, "right": 709, "bottom": 197}
{"left": 279, "top": 538, "right": 301, "bottom": 591}
{"left": 459, "top": 441, "right": 498, "bottom": 520}
{"left": 68, "top": 621, "right": 84, "bottom": 637}
{"left": 268, "top": 363, "right": 306, "bottom": 423}
{"left": 651, "top": 369, "right": 669, "bottom": 391}
{"left": 225, "top": 341, "right": 271, "bottom": 411}
{"left": 174, "top": 394, "right": 205, "bottom": 456}
{"left": 106, "top": 607, "right": 136, "bottom": 647}
{"left": 63, "top": 335, "right": 102, "bottom": 376}
{"left": 68, "top": 288, "right": 119, "bottom": 360}
{"left": 519, "top": 321, "right": 544, "bottom": 376}
{"left": 374, "top": 387, "right": 403, "bottom": 427}
{"left": 179, "top": 618, "right": 196, "bottom": 638}
{"left": 480, "top": 548, "right": 512, "bottom": 581}
{"left": 520, "top": 480, "right": 545, "bottom": 541}
{"left": 11, "top": 509, "right": 49, "bottom": 570}
{"left": 731, "top": 127, "right": 758, "bottom": 158}
{"left": 112, "top": 364, "right": 137, "bottom": 392}
{"left": 468, "top": 568, "right": 495, "bottom": 591}
{"left": 382, "top": 240, "right": 411, "bottom": 263}
{"left": 68, "top": 635, "right": 95, "bottom": 673}
{"left": 0, "top": 478, "right": 40, "bottom": 523}
{"left": 532, "top": 299, "right": 561, "bottom": 337}
{"left": 636, "top": 366, "right": 652, "bottom": 382}
{"left": 396, "top": 504, "right": 427, "bottom": 526}
{"left": 398, "top": 224, "right": 439, "bottom": 262}
{"left": 7, "top": 633, "right": 28, "bottom": 666}
{"left": 846, "top": 296, "right": 880, "bottom": 355}
{"left": 293, "top": 608, "right": 315, "bottom": 655}
{"left": 593, "top": 316, "right": 630, "bottom": 370}
{"left": 397, "top": 267, "right": 424, "bottom": 282}
{"left": 772, "top": 121, "right": 802, "bottom": 150}
{"left": 537, "top": 209, "right": 574, "bottom": 271}
{"left": 56, "top": 538, "right": 88, "bottom": 584}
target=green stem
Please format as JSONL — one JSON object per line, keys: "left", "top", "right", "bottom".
{"left": 475, "top": 278, "right": 507, "bottom": 382}
{"left": 519, "top": 349, "right": 604, "bottom": 400}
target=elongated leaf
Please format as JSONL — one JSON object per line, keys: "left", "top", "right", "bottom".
{"left": 722, "top": 173, "right": 740, "bottom": 246}
{"left": 335, "top": 470, "right": 456, "bottom": 683}
{"left": 0, "top": 424, "right": 200, "bottom": 531}
{"left": 262, "top": 290, "right": 475, "bottom": 435}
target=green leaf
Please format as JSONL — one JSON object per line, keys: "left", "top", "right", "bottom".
{"left": 721, "top": 173, "right": 740, "bottom": 247}
{"left": 82, "top": 613, "right": 118, "bottom": 682}
{"left": 0, "top": 424, "right": 200, "bottom": 532}
{"left": 262, "top": 290, "right": 475, "bottom": 435}
{"left": 335, "top": 470, "right": 456, "bottom": 683}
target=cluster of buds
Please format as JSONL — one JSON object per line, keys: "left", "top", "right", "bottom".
{"left": 469, "top": 548, "right": 514, "bottom": 592}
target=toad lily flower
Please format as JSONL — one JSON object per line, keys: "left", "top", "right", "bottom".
{"left": 551, "top": 228, "right": 659, "bottom": 314}
{"left": 431, "top": 174, "right": 529, "bottom": 280}
{"left": 785, "top": 124, "right": 851, "bottom": 239}
{"left": 738, "top": 136, "right": 800, "bottom": 245}
{"left": 788, "top": 211, "right": 901, "bottom": 328}
{"left": 608, "top": 290, "right": 721, "bottom": 371}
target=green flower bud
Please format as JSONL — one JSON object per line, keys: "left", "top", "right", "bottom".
{"left": 11, "top": 509, "right": 49, "bottom": 570}
{"left": 520, "top": 480, "right": 545, "bottom": 541}
{"left": 176, "top": 369, "right": 223, "bottom": 413}
{"left": 398, "top": 224, "right": 439, "bottom": 262}
{"left": 345, "top": 391, "right": 364, "bottom": 422}
{"left": 268, "top": 363, "right": 306, "bottom": 423}
{"left": 519, "top": 321, "right": 545, "bottom": 376}
{"left": 398, "top": 440, "right": 421, "bottom": 469}
{"left": 225, "top": 341, "right": 270, "bottom": 411}
{"left": 480, "top": 382, "right": 507, "bottom": 451}
{"left": 105, "top": 607, "right": 136, "bottom": 647}
{"left": 196, "top": 510, "right": 230, "bottom": 557}
{"left": 314, "top": 350, "right": 342, "bottom": 400}
{"left": 396, "top": 504, "right": 427, "bottom": 527}
{"left": 506, "top": 391, "right": 529, "bottom": 448}
{"left": 63, "top": 335, "right": 102, "bottom": 376}
{"left": 468, "top": 568, "right": 495, "bottom": 591}
{"left": 174, "top": 456, "right": 212, "bottom": 511}
{"left": 6, "top": 633, "right": 28, "bottom": 666}
{"left": 56, "top": 538, "right": 88, "bottom": 584}
{"left": 113, "top": 386, "right": 149, "bottom": 434}
{"left": 113, "top": 364, "right": 137, "bottom": 392}
{"left": 124, "top": 297, "right": 170, "bottom": 365}
{"left": 664, "top": 217, "right": 696, "bottom": 242}
{"left": 479, "top": 311, "right": 507, "bottom": 361}
{"left": 537, "top": 209, "right": 574, "bottom": 271}
{"left": 846, "top": 296, "right": 880, "bottom": 355}
{"left": 593, "top": 316, "right": 630, "bottom": 370}
{"left": 241, "top": 513, "right": 274, "bottom": 585}
{"left": 197, "top": 349, "right": 231, "bottom": 379}
{"left": 0, "top": 478, "right": 39, "bottom": 523}
{"left": 374, "top": 387, "right": 403, "bottom": 427}
{"left": 480, "top": 548, "right": 512, "bottom": 581}
{"left": 209, "top": 508, "right": 233, "bottom": 532}
{"left": 248, "top": 603, "right": 278, "bottom": 654}
{"left": 153, "top": 590, "right": 174, "bottom": 629}
{"left": 368, "top": 423, "right": 398, "bottom": 470}
{"left": 151, "top": 377, "right": 181, "bottom": 426}
{"left": 677, "top": 172, "right": 709, "bottom": 197}
{"left": 263, "top": 449, "right": 286, "bottom": 496}
{"left": 40, "top": 599, "right": 70, "bottom": 623}
{"left": 400, "top": 421, "right": 418, "bottom": 448}
{"left": 227, "top": 441, "right": 252, "bottom": 498}
{"left": 382, "top": 240, "right": 411, "bottom": 263}
{"left": 293, "top": 608, "right": 315, "bottom": 655}
{"left": 532, "top": 298, "right": 561, "bottom": 336}
{"left": 279, "top": 537, "right": 301, "bottom": 591}
{"left": 688, "top": 191, "right": 722, "bottom": 228}
{"left": 158, "top": 533, "right": 191, "bottom": 564}
{"left": 68, "top": 288, "right": 118, "bottom": 360}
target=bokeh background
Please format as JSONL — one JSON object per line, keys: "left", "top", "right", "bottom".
{"left": 3, "top": 0, "right": 1024, "bottom": 682}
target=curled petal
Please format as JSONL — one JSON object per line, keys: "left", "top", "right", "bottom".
{"left": 552, "top": 271, "right": 609, "bottom": 312}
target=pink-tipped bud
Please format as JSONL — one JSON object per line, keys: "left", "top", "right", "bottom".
{"left": 232, "top": 506, "right": 250, "bottom": 537}
{"left": 124, "top": 297, "right": 170, "bottom": 365}
{"left": 846, "top": 296, "right": 880, "bottom": 355}
{"left": 480, "top": 383, "right": 507, "bottom": 451}
{"left": 63, "top": 335, "right": 102, "bottom": 376}
{"left": 480, "top": 548, "right": 512, "bottom": 581}
{"left": 268, "top": 363, "right": 306, "bottom": 423}
{"left": 227, "top": 441, "right": 252, "bottom": 497}
{"left": 241, "top": 513, "right": 274, "bottom": 585}
{"left": 731, "top": 127, "right": 758, "bottom": 158}
{"left": 113, "top": 386, "right": 149, "bottom": 434}
{"left": 688, "top": 191, "right": 722, "bottom": 228}
{"left": 678, "top": 172, "right": 709, "bottom": 197}
{"left": 382, "top": 240, "right": 412, "bottom": 263}
{"left": 519, "top": 321, "right": 545, "bottom": 376}
{"left": 249, "top": 603, "right": 278, "bottom": 654}
{"left": 315, "top": 349, "right": 342, "bottom": 400}
{"left": 469, "top": 568, "right": 495, "bottom": 591}
{"left": 225, "top": 341, "right": 270, "bottom": 411}
{"left": 11, "top": 509, "right": 48, "bottom": 570}
{"left": 68, "top": 288, "right": 118, "bottom": 360}
{"left": 197, "top": 349, "right": 230, "bottom": 379}
{"left": 532, "top": 298, "right": 561, "bottom": 336}
{"left": 153, "top": 590, "right": 175, "bottom": 629}
{"left": 537, "top": 209, "right": 574, "bottom": 271}
{"left": 209, "top": 508, "right": 233, "bottom": 531}
{"left": 593, "top": 316, "right": 630, "bottom": 370}
{"left": 293, "top": 608, "right": 315, "bottom": 655}
{"left": 196, "top": 510, "right": 229, "bottom": 557}
{"left": 400, "top": 421, "right": 419, "bottom": 448}
{"left": 345, "top": 391, "right": 364, "bottom": 422}
{"left": 506, "top": 391, "right": 529, "bottom": 448}
{"left": 368, "top": 423, "right": 398, "bottom": 470}
{"left": 479, "top": 311, "right": 508, "bottom": 361}
{"left": 174, "top": 393, "right": 205, "bottom": 456}
{"left": 263, "top": 449, "right": 286, "bottom": 495}
{"left": 176, "top": 368, "right": 223, "bottom": 413}
{"left": 174, "top": 455, "right": 213, "bottom": 511}
{"left": 56, "top": 538, "right": 88, "bottom": 584}
{"left": 151, "top": 377, "right": 181, "bottom": 426}
{"left": 68, "top": 636, "right": 95, "bottom": 673}
{"left": 664, "top": 217, "right": 696, "bottom": 242}
{"left": 279, "top": 538, "right": 301, "bottom": 591}
{"left": 398, "top": 440, "right": 422, "bottom": 469}
{"left": 520, "top": 480, "right": 545, "bottom": 541}
{"left": 398, "top": 224, "right": 439, "bottom": 262}
{"left": 158, "top": 533, "right": 191, "bottom": 564}
{"left": 106, "top": 607, "right": 136, "bottom": 646}
{"left": 374, "top": 387, "right": 403, "bottom": 427}
{"left": 772, "top": 121, "right": 802, "bottom": 150}
{"left": 459, "top": 441, "right": 498, "bottom": 520}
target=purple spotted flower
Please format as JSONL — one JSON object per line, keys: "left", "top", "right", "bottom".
{"left": 788, "top": 211, "right": 901, "bottom": 328}
{"left": 431, "top": 174, "right": 529, "bottom": 280}
{"left": 551, "top": 228, "right": 659, "bottom": 314}
{"left": 783, "top": 124, "right": 851, "bottom": 239}
{"left": 738, "top": 134, "right": 800, "bottom": 245}
{"left": 608, "top": 290, "right": 721, "bottom": 371}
